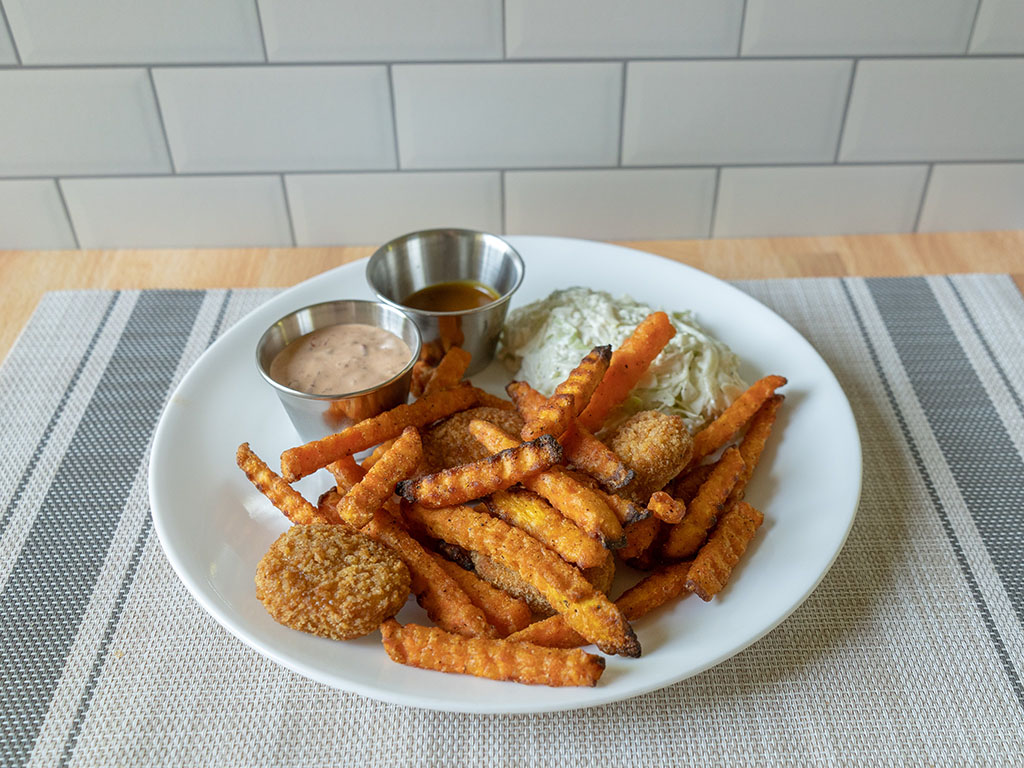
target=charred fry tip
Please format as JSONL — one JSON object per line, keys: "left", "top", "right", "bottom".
{"left": 604, "top": 534, "right": 629, "bottom": 551}
{"left": 603, "top": 468, "right": 635, "bottom": 492}
{"left": 593, "top": 344, "right": 613, "bottom": 362}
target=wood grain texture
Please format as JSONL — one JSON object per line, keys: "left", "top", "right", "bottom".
{"left": 3, "top": 231, "right": 1023, "bottom": 363}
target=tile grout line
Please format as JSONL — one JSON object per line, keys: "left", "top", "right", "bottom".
{"left": 499, "top": 170, "right": 506, "bottom": 234}
{"left": 965, "top": 0, "right": 983, "bottom": 54}
{"left": 708, "top": 166, "right": 722, "bottom": 239}
{"left": 913, "top": 163, "right": 935, "bottom": 232}
{"left": 0, "top": 0, "right": 22, "bottom": 65}
{"left": 53, "top": 178, "right": 81, "bottom": 249}
{"left": 617, "top": 61, "right": 627, "bottom": 166}
{"left": 386, "top": 64, "right": 402, "bottom": 170}
{"left": 736, "top": 0, "right": 748, "bottom": 56}
{"left": 252, "top": 0, "right": 270, "bottom": 63}
{"left": 833, "top": 59, "right": 858, "bottom": 163}
{"left": 500, "top": 0, "right": 507, "bottom": 59}
{"left": 147, "top": 68, "right": 177, "bottom": 174}
{"left": 279, "top": 174, "right": 297, "bottom": 246}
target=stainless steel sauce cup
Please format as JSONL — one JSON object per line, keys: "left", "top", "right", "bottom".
{"left": 365, "top": 229, "right": 525, "bottom": 376}
{"left": 256, "top": 300, "right": 421, "bottom": 443}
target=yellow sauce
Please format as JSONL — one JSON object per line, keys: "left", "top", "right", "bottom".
{"left": 402, "top": 280, "right": 499, "bottom": 312}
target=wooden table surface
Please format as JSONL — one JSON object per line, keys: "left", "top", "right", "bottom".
{"left": 2, "top": 230, "right": 1023, "bottom": 364}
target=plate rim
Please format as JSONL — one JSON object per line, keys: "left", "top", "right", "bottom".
{"left": 149, "top": 236, "right": 862, "bottom": 714}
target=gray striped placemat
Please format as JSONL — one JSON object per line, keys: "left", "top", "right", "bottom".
{"left": 2, "top": 276, "right": 1023, "bottom": 767}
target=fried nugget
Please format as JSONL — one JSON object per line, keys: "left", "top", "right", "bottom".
{"left": 381, "top": 619, "right": 605, "bottom": 687}
{"left": 421, "top": 407, "right": 525, "bottom": 470}
{"left": 255, "top": 524, "right": 410, "bottom": 640}
{"left": 396, "top": 433, "right": 562, "bottom": 508}
{"left": 607, "top": 410, "right": 693, "bottom": 504}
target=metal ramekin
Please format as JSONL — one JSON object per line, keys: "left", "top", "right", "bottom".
{"left": 256, "top": 299, "right": 421, "bottom": 443}
{"left": 365, "top": 229, "right": 525, "bottom": 376}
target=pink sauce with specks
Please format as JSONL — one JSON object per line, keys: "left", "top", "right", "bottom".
{"left": 269, "top": 323, "right": 411, "bottom": 395}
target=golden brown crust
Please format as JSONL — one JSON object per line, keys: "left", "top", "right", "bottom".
{"left": 380, "top": 620, "right": 605, "bottom": 687}
{"left": 470, "top": 551, "right": 553, "bottom": 615}
{"left": 577, "top": 312, "right": 676, "bottom": 432}
{"left": 687, "top": 375, "right": 787, "bottom": 469}
{"left": 485, "top": 488, "right": 608, "bottom": 570}
{"left": 337, "top": 426, "right": 422, "bottom": 528}
{"left": 280, "top": 382, "right": 479, "bottom": 482}
{"left": 662, "top": 447, "right": 744, "bottom": 560}
{"left": 396, "top": 433, "right": 562, "bottom": 508}
{"left": 255, "top": 524, "right": 410, "bottom": 640}
{"left": 520, "top": 345, "right": 611, "bottom": 441}
{"left": 363, "top": 509, "right": 496, "bottom": 638}
{"left": 404, "top": 502, "right": 640, "bottom": 657}
{"left": 608, "top": 410, "right": 694, "bottom": 505}
{"left": 421, "top": 407, "right": 525, "bottom": 471}
{"left": 435, "top": 557, "right": 533, "bottom": 637}
{"left": 616, "top": 515, "right": 662, "bottom": 562}
{"left": 236, "top": 443, "right": 329, "bottom": 526}
{"left": 686, "top": 501, "right": 764, "bottom": 601}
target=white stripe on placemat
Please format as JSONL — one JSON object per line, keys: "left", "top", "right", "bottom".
{"left": 848, "top": 277, "right": 1024, "bottom": 705}
{"left": 26, "top": 291, "right": 232, "bottom": 768}
{"left": 0, "top": 293, "right": 137, "bottom": 592}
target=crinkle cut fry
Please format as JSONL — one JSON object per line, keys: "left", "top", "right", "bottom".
{"left": 577, "top": 312, "right": 676, "bottom": 433}
{"left": 508, "top": 380, "right": 634, "bottom": 491}
{"left": 616, "top": 515, "right": 661, "bottom": 562}
{"left": 662, "top": 447, "right": 744, "bottom": 560}
{"left": 468, "top": 420, "right": 625, "bottom": 546}
{"left": 404, "top": 502, "right": 640, "bottom": 657}
{"left": 423, "top": 346, "right": 472, "bottom": 396}
{"left": 396, "top": 433, "right": 563, "bottom": 508}
{"left": 686, "top": 501, "right": 764, "bottom": 601}
{"left": 671, "top": 462, "right": 715, "bottom": 503}
{"left": 485, "top": 488, "right": 608, "bottom": 570}
{"left": 687, "top": 375, "right": 787, "bottom": 469}
{"left": 434, "top": 556, "right": 533, "bottom": 637}
{"left": 280, "top": 382, "right": 479, "bottom": 482}
{"left": 508, "top": 560, "right": 693, "bottom": 648}
{"left": 521, "top": 345, "right": 611, "bottom": 441}
{"left": 363, "top": 509, "right": 496, "bottom": 638}
{"left": 729, "top": 394, "right": 784, "bottom": 504}
{"left": 236, "top": 443, "right": 328, "bottom": 525}
{"left": 336, "top": 426, "right": 422, "bottom": 528}
{"left": 327, "top": 454, "right": 366, "bottom": 493}
{"left": 380, "top": 620, "right": 605, "bottom": 687}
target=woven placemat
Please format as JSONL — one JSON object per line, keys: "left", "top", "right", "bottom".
{"left": 2, "top": 275, "right": 1023, "bottom": 767}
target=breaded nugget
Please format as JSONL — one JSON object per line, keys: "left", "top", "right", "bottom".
{"left": 421, "top": 406, "right": 524, "bottom": 470}
{"left": 255, "top": 524, "right": 410, "bottom": 640}
{"left": 607, "top": 410, "right": 693, "bottom": 504}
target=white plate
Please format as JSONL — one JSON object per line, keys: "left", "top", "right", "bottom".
{"left": 149, "top": 237, "right": 860, "bottom": 714}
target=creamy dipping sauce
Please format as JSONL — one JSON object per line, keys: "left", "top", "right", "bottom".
{"left": 269, "top": 323, "right": 412, "bottom": 396}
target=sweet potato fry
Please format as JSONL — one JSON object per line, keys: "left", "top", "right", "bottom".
{"left": 326, "top": 454, "right": 366, "bottom": 493}
{"left": 507, "top": 560, "right": 692, "bottom": 648}
{"left": 687, "top": 375, "right": 787, "bottom": 468}
{"left": 615, "top": 515, "right": 662, "bottom": 562}
{"left": 469, "top": 387, "right": 518, "bottom": 411}
{"left": 280, "top": 382, "right": 479, "bottom": 481}
{"left": 236, "top": 443, "right": 328, "bottom": 525}
{"left": 729, "top": 394, "right": 784, "bottom": 504}
{"left": 404, "top": 502, "right": 640, "bottom": 657}
{"left": 686, "top": 501, "right": 764, "bottom": 601}
{"left": 363, "top": 509, "right": 495, "bottom": 638}
{"left": 380, "top": 619, "right": 605, "bottom": 687}
{"left": 359, "top": 439, "right": 395, "bottom": 471}
{"left": 336, "top": 426, "right": 422, "bottom": 528}
{"left": 486, "top": 488, "right": 608, "bottom": 570}
{"left": 671, "top": 462, "right": 715, "bottom": 503}
{"left": 435, "top": 556, "right": 533, "bottom": 637}
{"left": 396, "top": 433, "right": 562, "bottom": 508}
{"left": 316, "top": 487, "right": 343, "bottom": 524}
{"left": 509, "top": 380, "right": 634, "bottom": 491}
{"left": 662, "top": 447, "right": 744, "bottom": 560}
{"left": 521, "top": 345, "right": 611, "bottom": 441}
{"left": 577, "top": 312, "right": 676, "bottom": 432}
{"left": 423, "top": 346, "right": 472, "bottom": 396}
{"left": 469, "top": 420, "right": 625, "bottom": 546}
{"left": 647, "top": 491, "right": 686, "bottom": 524}
{"left": 409, "top": 359, "right": 435, "bottom": 398}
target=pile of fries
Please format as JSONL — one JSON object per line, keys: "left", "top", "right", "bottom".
{"left": 237, "top": 309, "right": 786, "bottom": 688}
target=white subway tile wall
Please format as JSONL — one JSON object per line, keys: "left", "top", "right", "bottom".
{"left": 714, "top": 165, "right": 929, "bottom": 238}
{"left": 0, "top": 0, "right": 1021, "bottom": 249}
{"left": 505, "top": 169, "right": 715, "bottom": 240}
{"left": 0, "top": 180, "right": 76, "bottom": 248}
{"left": 286, "top": 172, "right": 501, "bottom": 245}
{"left": 61, "top": 176, "right": 292, "bottom": 248}
{"left": 258, "top": 0, "right": 503, "bottom": 62}
{"left": 918, "top": 164, "right": 1024, "bottom": 232}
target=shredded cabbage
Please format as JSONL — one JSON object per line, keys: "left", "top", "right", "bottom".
{"left": 498, "top": 287, "right": 746, "bottom": 433}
